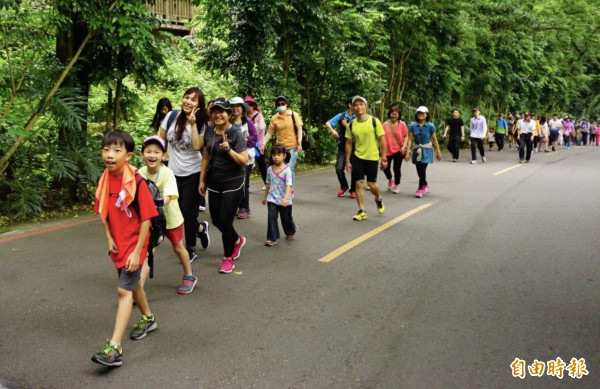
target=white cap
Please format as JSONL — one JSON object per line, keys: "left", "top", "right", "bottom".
{"left": 352, "top": 95, "right": 368, "bottom": 104}
{"left": 416, "top": 106, "right": 429, "bottom": 113}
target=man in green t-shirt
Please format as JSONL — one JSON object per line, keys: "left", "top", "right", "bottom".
{"left": 344, "top": 96, "right": 387, "bottom": 221}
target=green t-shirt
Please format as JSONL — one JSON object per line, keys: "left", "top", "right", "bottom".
{"left": 138, "top": 165, "right": 184, "bottom": 230}
{"left": 346, "top": 115, "right": 385, "bottom": 161}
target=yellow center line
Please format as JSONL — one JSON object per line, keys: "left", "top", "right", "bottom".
{"left": 544, "top": 152, "right": 556, "bottom": 156}
{"left": 318, "top": 203, "right": 432, "bottom": 263}
{"left": 493, "top": 164, "right": 523, "bottom": 176}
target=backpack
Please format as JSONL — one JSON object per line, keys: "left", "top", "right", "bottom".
{"left": 290, "top": 111, "right": 310, "bottom": 150}
{"left": 131, "top": 173, "right": 166, "bottom": 279}
{"left": 165, "top": 110, "right": 180, "bottom": 131}
{"left": 349, "top": 115, "right": 379, "bottom": 156}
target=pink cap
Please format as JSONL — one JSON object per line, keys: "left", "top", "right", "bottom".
{"left": 142, "top": 135, "right": 166, "bottom": 152}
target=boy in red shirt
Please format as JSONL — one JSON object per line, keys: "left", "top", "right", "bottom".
{"left": 91, "top": 130, "right": 158, "bottom": 367}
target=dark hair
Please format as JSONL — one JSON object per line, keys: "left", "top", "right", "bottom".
{"left": 346, "top": 97, "right": 353, "bottom": 106}
{"left": 388, "top": 105, "right": 402, "bottom": 119}
{"left": 175, "top": 87, "right": 209, "bottom": 140}
{"left": 452, "top": 108, "right": 460, "bottom": 114}
{"left": 271, "top": 143, "right": 286, "bottom": 156}
{"left": 102, "top": 130, "right": 135, "bottom": 152}
{"left": 150, "top": 98, "right": 172, "bottom": 133}
{"left": 539, "top": 116, "right": 547, "bottom": 125}
{"left": 414, "top": 112, "right": 430, "bottom": 122}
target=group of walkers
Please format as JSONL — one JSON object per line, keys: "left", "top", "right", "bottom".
{"left": 91, "top": 85, "right": 597, "bottom": 368}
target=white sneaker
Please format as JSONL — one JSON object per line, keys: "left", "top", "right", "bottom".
{"left": 470, "top": 160, "right": 477, "bottom": 164}
{"left": 482, "top": 156, "right": 487, "bottom": 163}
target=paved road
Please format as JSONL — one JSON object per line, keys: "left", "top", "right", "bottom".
{"left": 1, "top": 146, "right": 599, "bottom": 388}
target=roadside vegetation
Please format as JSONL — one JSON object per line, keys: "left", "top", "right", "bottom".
{"left": 1, "top": 0, "right": 598, "bottom": 228}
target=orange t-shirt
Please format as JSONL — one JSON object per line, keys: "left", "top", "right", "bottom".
{"left": 269, "top": 110, "right": 302, "bottom": 149}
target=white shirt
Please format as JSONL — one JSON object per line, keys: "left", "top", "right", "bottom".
{"left": 519, "top": 120, "right": 536, "bottom": 134}
{"left": 161, "top": 112, "right": 202, "bottom": 176}
{"left": 548, "top": 119, "right": 563, "bottom": 131}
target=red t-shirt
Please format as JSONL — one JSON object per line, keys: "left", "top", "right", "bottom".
{"left": 94, "top": 173, "right": 158, "bottom": 269}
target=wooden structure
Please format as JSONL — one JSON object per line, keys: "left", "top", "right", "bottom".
{"left": 146, "top": 0, "right": 194, "bottom": 35}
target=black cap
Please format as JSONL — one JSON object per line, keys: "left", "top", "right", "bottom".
{"left": 275, "top": 95, "right": 288, "bottom": 105}
{"left": 210, "top": 97, "right": 231, "bottom": 112}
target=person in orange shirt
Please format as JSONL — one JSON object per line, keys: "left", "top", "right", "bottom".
{"left": 260, "top": 95, "right": 304, "bottom": 184}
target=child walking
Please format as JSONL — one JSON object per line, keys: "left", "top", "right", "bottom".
{"left": 92, "top": 130, "right": 158, "bottom": 367}
{"left": 138, "top": 136, "right": 198, "bottom": 294}
{"left": 262, "top": 143, "right": 297, "bottom": 246}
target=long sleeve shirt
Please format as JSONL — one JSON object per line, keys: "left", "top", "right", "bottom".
{"left": 469, "top": 116, "right": 487, "bottom": 139}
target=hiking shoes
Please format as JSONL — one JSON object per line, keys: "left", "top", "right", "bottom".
{"left": 231, "top": 236, "right": 246, "bottom": 260}
{"left": 219, "top": 257, "right": 235, "bottom": 274}
{"left": 187, "top": 247, "right": 198, "bottom": 263}
{"left": 91, "top": 340, "right": 122, "bottom": 367}
{"left": 130, "top": 314, "right": 157, "bottom": 340}
{"left": 353, "top": 210, "right": 367, "bottom": 221}
{"left": 198, "top": 221, "right": 210, "bottom": 249}
{"left": 376, "top": 197, "right": 385, "bottom": 214}
{"left": 178, "top": 274, "right": 198, "bottom": 295}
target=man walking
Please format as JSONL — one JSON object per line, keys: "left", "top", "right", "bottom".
{"left": 469, "top": 107, "right": 488, "bottom": 164}
{"left": 495, "top": 114, "right": 508, "bottom": 151}
{"left": 443, "top": 109, "right": 465, "bottom": 162}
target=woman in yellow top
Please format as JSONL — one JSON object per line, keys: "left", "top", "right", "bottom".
{"left": 260, "top": 95, "right": 303, "bottom": 184}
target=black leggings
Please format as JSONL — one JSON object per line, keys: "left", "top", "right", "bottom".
{"left": 415, "top": 162, "right": 428, "bottom": 188}
{"left": 383, "top": 152, "right": 403, "bottom": 185}
{"left": 238, "top": 164, "right": 253, "bottom": 211}
{"left": 176, "top": 172, "right": 200, "bottom": 249}
{"left": 255, "top": 153, "right": 268, "bottom": 184}
{"left": 208, "top": 178, "right": 245, "bottom": 258}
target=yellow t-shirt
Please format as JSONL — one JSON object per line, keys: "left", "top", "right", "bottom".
{"left": 346, "top": 115, "right": 385, "bottom": 161}
{"left": 137, "top": 165, "right": 184, "bottom": 230}
{"left": 268, "top": 110, "right": 303, "bottom": 149}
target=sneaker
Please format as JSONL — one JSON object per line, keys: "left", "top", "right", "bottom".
{"left": 264, "top": 240, "right": 277, "bottom": 246}
{"left": 219, "top": 257, "right": 235, "bottom": 273}
{"left": 178, "top": 274, "right": 198, "bottom": 294}
{"left": 286, "top": 226, "right": 298, "bottom": 240}
{"left": 387, "top": 178, "right": 394, "bottom": 190}
{"left": 261, "top": 185, "right": 266, "bottom": 191}
{"left": 349, "top": 192, "right": 356, "bottom": 199}
{"left": 519, "top": 160, "right": 525, "bottom": 163}
{"left": 544, "top": 149, "right": 549, "bottom": 152}
{"left": 198, "top": 205, "right": 206, "bottom": 212}
{"left": 375, "top": 197, "right": 385, "bottom": 214}
{"left": 337, "top": 189, "right": 346, "bottom": 197}
{"left": 187, "top": 247, "right": 198, "bottom": 263}
{"left": 482, "top": 156, "right": 487, "bottom": 163}
{"left": 353, "top": 210, "right": 367, "bottom": 221}
{"left": 91, "top": 340, "right": 123, "bottom": 367}
{"left": 237, "top": 210, "right": 250, "bottom": 219}
{"left": 130, "top": 314, "right": 157, "bottom": 340}
{"left": 231, "top": 236, "right": 246, "bottom": 260}
{"left": 198, "top": 221, "right": 210, "bottom": 249}
{"left": 452, "top": 158, "right": 457, "bottom": 162}
{"left": 422, "top": 184, "right": 430, "bottom": 193}
{"left": 415, "top": 189, "right": 423, "bottom": 198}
{"left": 470, "top": 160, "right": 477, "bottom": 164}
{"left": 392, "top": 184, "right": 400, "bottom": 194}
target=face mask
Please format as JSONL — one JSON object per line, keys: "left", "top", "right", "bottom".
{"left": 277, "top": 105, "right": 287, "bottom": 113}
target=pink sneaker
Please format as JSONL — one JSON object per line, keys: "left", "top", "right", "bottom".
{"left": 219, "top": 257, "right": 235, "bottom": 274}
{"left": 231, "top": 236, "right": 246, "bottom": 260}
{"left": 392, "top": 184, "right": 400, "bottom": 194}
{"left": 415, "top": 189, "right": 423, "bottom": 198}
{"left": 349, "top": 192, "right": 356, "bottom": 199}
{"left": 422, "top": 184, "right": 430, "bottom": 193}
{"left": 387, "top": 178, "right": 394, "bottom": 190}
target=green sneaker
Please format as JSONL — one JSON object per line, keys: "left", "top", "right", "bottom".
{"left": 91, "top": 340, "right": 123, "bottom": 367}
{"left": 376, "top": 197, "right": 385, "bottom": 214}
{"left": 130, "top": 314, "right": 157, "bottom": 340}
{"left": 353, "top": 210, "right": 368, "bottom": 221}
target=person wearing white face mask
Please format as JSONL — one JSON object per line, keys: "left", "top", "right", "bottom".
{"left": 261, "top": 95, "right": 304, "bottom": 185}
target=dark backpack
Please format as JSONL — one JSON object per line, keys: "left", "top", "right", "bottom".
{"left": 165, "top": 110, "right": 180, "bottom": 131}
{"left": 291, "top": 111, "right": 311, "bottom": 150}
{"left": 131, "top": 173, "right": 166, "bottom": 279}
